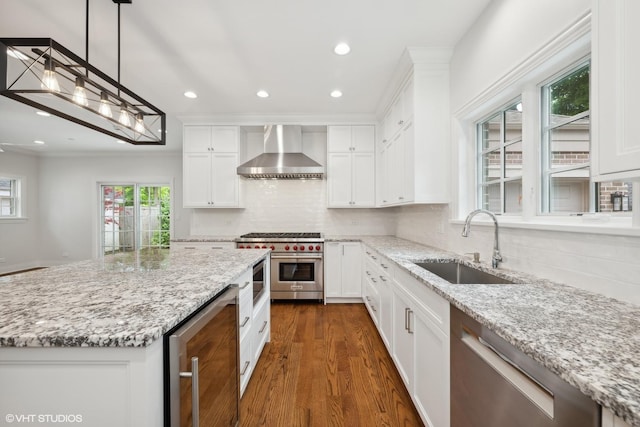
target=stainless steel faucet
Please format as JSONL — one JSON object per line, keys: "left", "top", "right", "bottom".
{"left": 462, "top": 209, "right": 503, "bottom": 268}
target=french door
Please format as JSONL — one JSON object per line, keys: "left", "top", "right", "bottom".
{"left": 100, "top": 184, "right": 171, "bottom": 255}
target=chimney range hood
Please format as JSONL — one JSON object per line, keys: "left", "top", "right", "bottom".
{"left": 236, "top": 125, "right": 324, "bottom": 179}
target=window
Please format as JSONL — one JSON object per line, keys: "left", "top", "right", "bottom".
{"left": 541, "top": 61, "right": 633, "bottom": 214}
{"left": 476, "top": 100, "right": 523, "bottom": 214}
{"left": 100, "top": 184, "right": 171, "bottom": 255}
{"left": 0, "top": 177, "right": 21, "bottom": 218}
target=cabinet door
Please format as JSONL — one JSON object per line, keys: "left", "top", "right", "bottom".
{"left": 377, "top": 273, "right": 392, "bottom": 350}
{"left": 211, "top": 153, "right": 239, "bottom": 207}
{"left": 592, "top": 0, "right": 640, "bottom": 179}
{"left": 183, "top": 153, "right": 212, "bottom": 207}
{"left": 389, "top": 132, "right": 405, "bottom": 204}
{"left": 401, "top": 121, "right": 415, "bottom": 203}
{"left": 324, "top": 242, "right": 342, "bottom": 297}
{"left": 414, "top": 308, "right": 449, "bottom": 427}
{"left": 352, "top": 126, "right": 375, "bottom": 152}
{"left": 402, "top": 79, "right": 414, "bottom": 123}
{"left": 379, "top": 143, "right": 392, "bottom": 205}
{"left": 392, "top": 286, "right": 414, "bottom": 388}
{"left": 211, "top": 126, "right": 239, "bottom": 152}
{"left": 341, "top": 242, "right": 362, "bottom": 297}
{"left": 352, "top": 152, "right": 375, "bottom": 207}
{"left": 184, "top": 126, "right": 212, "bottom": 153}
{"left": 328, "top": 125, "right": 353, "bottom": 152}
{"left": 327, "top": 153, "right": 353, "bottom": 207}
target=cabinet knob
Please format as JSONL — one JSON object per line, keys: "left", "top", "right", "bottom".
{"left": 398, "top": 120, "right": 404, "bottom": 125}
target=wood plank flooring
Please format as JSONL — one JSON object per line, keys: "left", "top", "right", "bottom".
{"left": 240, "top": 302, "right": 423, "bottom": 427}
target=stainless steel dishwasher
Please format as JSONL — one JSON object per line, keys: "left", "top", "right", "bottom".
{"left": 450, "top": 306, "right": 600, "bottom": 427}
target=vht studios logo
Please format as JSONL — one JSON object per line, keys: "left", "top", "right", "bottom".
{"left": 5, "top": 414, "right": 83, "bottom": 423}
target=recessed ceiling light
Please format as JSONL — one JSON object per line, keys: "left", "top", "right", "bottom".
{"left": 256, "top": 90, "right": 269, "bottom": 98}
{"left": 334, "top": 43, "right": 351, "bottom": 55}
{"left": 330, "top": 90, "right": 343, "bottom": 98}
{"left": 116, "top": 140, "right": 126, "bottom": 144}
{"left": 33, "top": 140, "right": 45, "bottom": 145}
{"left": 184, "top": 91, "right": 198, "bottom": 99}
{"left": 36, "top": 111, "right": 51, "bottom": 117}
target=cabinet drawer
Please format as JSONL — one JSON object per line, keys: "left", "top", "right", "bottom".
{"left": 252, "top": 300, "right": 270, "bottom": 363}
{"left": 395, "top": 266, "right": 449, "bottom": 335}
{"left": 363, "top": 246, "right": 394, "bottom": 277}
{"left": 239, "top": 334, "right": 252, "bottom": 396}
{"left": 171, "top": 241, "right": 235, "bottom": 250}
{"left": 363, "top": 279, "right": 380, "bottom": 325}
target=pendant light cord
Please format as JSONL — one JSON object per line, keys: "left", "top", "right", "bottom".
{"left": 85, "top": 0, "right": 89, "bottom": 76}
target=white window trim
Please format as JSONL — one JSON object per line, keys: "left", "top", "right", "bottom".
{"left": 452, "top": 13, "right": 639, "bottom": 234}
{"left": 0, "top": 174, "right": 27, "bottom": 221}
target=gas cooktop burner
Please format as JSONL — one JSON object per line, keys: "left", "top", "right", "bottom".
{"left": 239, "top": 232, "right": 322, "bottom": 239}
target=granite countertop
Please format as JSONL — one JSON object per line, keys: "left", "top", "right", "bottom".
{"left": 171, "top": 235, "right": 237, "bottom": 242}
{"left": 348, "top": 235, "right": 640, "bottom": 427}
{"left": 0, "top": 248, "right": 269, "bottom": 348}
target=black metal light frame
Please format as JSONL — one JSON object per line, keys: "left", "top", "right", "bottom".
{"left": 0, "top": 1, "right": 166, "bottom": 145}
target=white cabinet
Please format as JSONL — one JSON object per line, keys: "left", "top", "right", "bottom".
{"left": 592, "top": 0, "right": 640, "bottom": 181}
{"left": 183, "top": 125, "right": 241, "bottom": 207}
{"left": 362, "top": 243, "right": 450, "bottom": 427}
{"left": 324, "top": 242, "right": 362, "bottom": 300}
{"left": 327, "top": 126, "right": 376, "bottom": 208}
{"left": 363, "top": 246, "right": 393, "bottom": 350}
{"left": 602, "top": 408, "right": 632, "bottom": 427}
{"left": 170, "top": 241, "right": 236, "bottom": 251}
{"left": 377, "top": 50, "right": 451, "bottom": 206}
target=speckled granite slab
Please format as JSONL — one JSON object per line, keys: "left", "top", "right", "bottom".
{"left": 351, "top": 235, "right": 640, "bottom": 427}
{"left": 171, "top": 235, "right": 237, "bottom": 242}
{"left": 0, "top": 248, "right": 268, "bottom": 348}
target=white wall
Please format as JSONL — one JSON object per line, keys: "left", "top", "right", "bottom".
{"left": 0, "top": 151, "right": 40, "bottom": 274}
{"left": 35, "top": 152, "right": 187, "bottom": 266}
{"left": 393, "top": 0, "right": 640, "bottom": 304}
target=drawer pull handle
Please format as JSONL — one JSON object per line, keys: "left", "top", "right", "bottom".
{"left": 259, "top": 320, "right": 268, "bottom": 333}
{"left": 240, "top": 316, "right": 250, "bottom": 327}
{"left": 240, "top": 360, "right": 250, "bottom": 376}
{"left": 179, "top": 357, "right": 200, "bottom": 427}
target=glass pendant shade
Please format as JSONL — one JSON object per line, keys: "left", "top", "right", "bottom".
{"left": 72, "top": 77, "right": 89, "bottom": 106}
{"left": 41, "top": 59, "right": 61, "bottom": 92}
{"left": 98, "top": 92, "right": 113, "bottom": 118}
{"left": 134, "top": 113, "right": 145, "bottom": 134}
{"left": 118, "top": 104, "right": 132, "bottom": 127}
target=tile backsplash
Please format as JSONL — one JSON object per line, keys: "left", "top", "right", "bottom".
{"left": 189, "top": 179, "right": 396, "bottom": 236}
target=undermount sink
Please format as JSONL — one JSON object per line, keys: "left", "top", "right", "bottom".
{"left": 414, "top": 261, "right": 515, "bottom": 284}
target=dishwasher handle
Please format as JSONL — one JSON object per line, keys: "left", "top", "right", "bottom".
{"left": 462, "top": 330, "right": 554, "bottom": 418}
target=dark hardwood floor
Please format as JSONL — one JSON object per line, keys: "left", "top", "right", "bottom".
{"left": 240, "top": 302, "right": 423, "bottom": 427}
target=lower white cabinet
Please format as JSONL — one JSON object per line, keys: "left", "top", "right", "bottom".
{"left": 170, "top": 241, "right": 236, "bottom": 250}
{"left": 602, "top": 408, "right": 632, "bottom": 427}
{"left": 237, "top": 264, "right": 271, "bottom": 397}
{"left": 325, "top": 242, "right": 362, "bottom": 300}
{"left": 362, "top": 244, "right": 449, "bottom": 427}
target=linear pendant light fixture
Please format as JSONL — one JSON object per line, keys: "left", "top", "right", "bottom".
{"left": 0, "top": 0, "right": 166, "bottom": 145}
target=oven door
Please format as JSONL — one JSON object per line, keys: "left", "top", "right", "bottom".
{"left": 270, "top": 255, "right": 323, "bottom": 299}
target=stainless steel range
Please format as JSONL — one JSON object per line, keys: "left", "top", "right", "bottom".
{"left": 236, "top": 232, "right": 324, "bottom": 301}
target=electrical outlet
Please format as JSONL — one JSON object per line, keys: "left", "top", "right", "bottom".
{"left": 62, "top": 252, "right": 69, "bottom": 258}
{"left": 351, "top": 220, "right": 358, "bottom": 225}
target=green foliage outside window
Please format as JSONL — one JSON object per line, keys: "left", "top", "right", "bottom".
{"left": 549, "top": 64, "right": 589, "bottom": 116}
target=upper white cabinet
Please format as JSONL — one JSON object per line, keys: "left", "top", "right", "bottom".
{"left": 592, "top": 0, "right": 640, "bottom": 181}
{"left": 327, "top": 126, "right": 376, "bottom": 208}
{"left": 183, "top": 125, "right": 241, "bottom": 208}
{"left": 378, "top": 48, "right": 451, "bottom": 206}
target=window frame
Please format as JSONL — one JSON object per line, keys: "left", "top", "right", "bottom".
{"left": 539, "top": 59, "right": 594, "bottom": 215}
{"left": 0, "top": 175, "right": 25, "bottom": 220}
{"left": 475, "top": 99, "right": 524, "bottom": 215}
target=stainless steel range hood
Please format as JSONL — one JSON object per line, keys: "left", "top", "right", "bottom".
{"left": 236, "top": 125, "right": 324, "bottom": 179}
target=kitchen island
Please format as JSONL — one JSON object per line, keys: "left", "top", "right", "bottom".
{"left": 0, "top": 248, "right": 269, "bottom": 427}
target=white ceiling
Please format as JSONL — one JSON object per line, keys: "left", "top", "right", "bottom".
{"left": 0, "top": 0, "right": 491, "bottom": 154}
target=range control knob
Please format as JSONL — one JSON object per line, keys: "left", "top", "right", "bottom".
{"left": 238, "top": 245, "right": 244, "bottom": 249}
{"left": 270, "top": 245, "right": 275, "bottom": 250}
{"left": 293, "top": 245, "right": 298, "bottom": 251}
{"left": 261, "top": 245, "right": 267, "bottom": 249}
{"left": 300, "top": 246, "right": 305, "bottom": 251}
{"left": 254, "top": 245, "right": 260, "bottom": 249}
{"left": 315, "top": 245, "right": 321, "bottom": 251}
{"left": 284, "top": 245, "right": 290, "bottom": 251}
{"left": 308, "top": 245, "right": 313, "bottom": 251}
